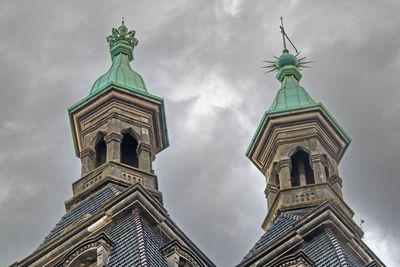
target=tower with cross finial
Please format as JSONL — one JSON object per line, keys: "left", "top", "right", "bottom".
{"left": 237, "top": 18, "right": 385, "bottom": 267}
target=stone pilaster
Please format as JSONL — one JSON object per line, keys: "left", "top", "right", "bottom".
{"left": 277, "top": 159, "right": 292, "bottom": 189}
{"left": 80, "top": 148, "right": 95, "bottom": 176}
{"left": 265, "top": 184, "right": 279, "bottom": 210}
{"left": 104, "top": 133, "right": 123, "bottom": 162}
{"left": 310, "top": 154, "right": 326, "bottom": 183}
{"left": 328, "top": 175, "right": 343, "bottom": 198}
{"left": 137, "top": 143, "right": 152, "bottom": 172}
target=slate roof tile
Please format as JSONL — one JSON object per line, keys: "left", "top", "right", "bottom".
{"left": 241, "top": 212, "right": 306, "bottom": 262}
{"left": 241, "top": 211, "right": 364, "bottom": 267}
{"left": 105, "top": 208, "right": 168, "bottom": 267}
{"left": 303, "top": 227, "right": 363, "bottom": 267}
{"left": 40, "top": 183, "right": 123, "bottom": 246}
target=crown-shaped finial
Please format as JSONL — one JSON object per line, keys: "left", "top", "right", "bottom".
{"left": 106, "top": 19, "right": 139, "bottom": 50}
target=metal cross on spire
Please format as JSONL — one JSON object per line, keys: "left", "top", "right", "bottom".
{"left": 280, "top": 17, "right": 298, "bottom": 54}
{"left": 262, "top": 18, "right": 311, "bottom": 73}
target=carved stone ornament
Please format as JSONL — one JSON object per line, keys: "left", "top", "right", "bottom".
{"left": 161, "top": 239, "right": 203, "bottom": 267}
{"left": 104, "top": 132, "right": 123, "bottom": 144}
{"left": 266, "top": 251, "right": 314, "bottom": 267}
{"left": 54, "top": 233, "right": 115, "bottom": 267}
{"left": 80, "top": 147, "right": 95, "bottom": 159}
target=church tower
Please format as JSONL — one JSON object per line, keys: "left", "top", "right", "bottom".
{"left": 238, "top": 21, "right": 385, "bottom": 267}
{"left": 12, "top": 21, "right": 215, "bottom": 267}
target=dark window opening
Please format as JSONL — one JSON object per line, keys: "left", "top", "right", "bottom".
{"left": 323, "top": 155, "right": 330, "bottom": 179}
{"left": 324, "top": 166, "right": 329, "bottom": 179}
{"left": 121, "top": 133, "right": 139, "bottom": 168}
{"left": 271, "top": 162, "right": 280, "bottom": 187}
{"left": 95, "top": 138, "right": 107, "bottom": 168}
{"left": 290, "top": 150, "right": 315, "bottom": 186}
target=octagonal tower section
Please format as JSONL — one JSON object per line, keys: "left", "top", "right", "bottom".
{"left": 67, "top": 22, "right": 169, "bottom": 208}
{"left": 246, "top": 52, "right": 351, "bottom": 230}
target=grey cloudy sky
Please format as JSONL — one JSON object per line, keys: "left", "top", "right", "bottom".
{"left": 0, "top": 0, "right": 399, "bottom": 266}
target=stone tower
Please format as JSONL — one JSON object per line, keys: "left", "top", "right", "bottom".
{"left": 238, "top": 23, "right": 385, "bottom": 267}
{"left": 11, "top": 21, "right": 215, "bottom": 267}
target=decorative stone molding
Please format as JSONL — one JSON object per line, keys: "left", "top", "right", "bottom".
{"left": 309, "top": 154, "right": 323, "bottom": 162}
{"left": 161, "top": 239, "right": 204, "bottom": 267}
{"left": 104, "top": 132, "right": 123, "bottom": 144}
{"left": 266, "top": 251, "right": 314, "bottom": 267}
{"left": 80, "top": 147, "right": 95, "bottom": 159}
{"left": 365, "top": 260, "right": 383, "bottom": 267}
{"left": 54, "top": 233, "right": 115, "bottom": 267}
{"left": 276, "top": 159, "right": 292, "bottom": 172}
{"left": 137, "top": 142, "right": 152, "bottom": 154}
{"left": 328, "top": 175, "right": 342, "bottom": 187}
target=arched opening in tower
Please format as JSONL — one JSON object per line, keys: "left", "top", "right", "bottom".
{"left": 95, "top": 138, "right": 107, "bottom": 168}
{"left": 290, "top": 150, "right": 315, "bottom": 186}
{"left": 120, "top": 133, "right": 139, "bottom": 168}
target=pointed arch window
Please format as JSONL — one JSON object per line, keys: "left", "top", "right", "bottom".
{"left": 95, "top": 136, "right": 107, "bottom": 168}
{"left": 290, "top": 150, "right": 315, "bottom": 186}
{"left": 120, "top": 132, "right": 139, "bottom": 168}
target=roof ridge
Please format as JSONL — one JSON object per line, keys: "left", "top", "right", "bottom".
{"left": 133, "top": 208, "right": 149, "bottom": 267}
{"left": 325, "top": 227, "right": 348, "bottom": 266}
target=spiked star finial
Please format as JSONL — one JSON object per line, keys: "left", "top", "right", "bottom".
{"left": 263, "top": 18, "right": 312, "bottom": 73}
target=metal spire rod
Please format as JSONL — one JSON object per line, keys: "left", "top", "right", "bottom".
{"left": 280, "top": 17, "right": 298, "bottom": 53}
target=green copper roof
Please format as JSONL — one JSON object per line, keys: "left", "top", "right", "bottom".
{"left": 246, "top": 51, "right": 351, "bottom": 156}
{"left": 68, "top": 21, "right": 170, "bottom": 156}
{"left": 90, "top": 51, "right": 147, "bottom": 94}
{"left": 268, "top": 65, "right": 317, "bottom": 112}
{"left": 90, "top": 21, "right": 147, "bottom": 95}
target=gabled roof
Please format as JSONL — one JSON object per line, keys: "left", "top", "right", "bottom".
{"left": 241, "top": 212, "right": 307, "bottom": 262}
{"left": 303, "top": 227, "right": 363, "bottom": 266}
{"left": 105, "top": 208, "right": 168, "bottom": 266}
{"left": 240, "top": 210, "right": 364, "bottom": 267}
{"left": 39, "top": 183, "right": 123, "bottom": 247}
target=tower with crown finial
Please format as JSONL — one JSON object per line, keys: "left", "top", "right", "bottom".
{"left": 11, "top": 20, "right": 215, "bottom": 267}
{"left": 238, "top": 19, "right": 385, "bottom": 267}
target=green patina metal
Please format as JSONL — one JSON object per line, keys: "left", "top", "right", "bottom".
{"left": 269, "top": 65, "right": 315, "bottom": 111}
{"left": 91, "top": 19, "right": 147, "bottom": 95}
{"left": 246, "top": 38, "right": 350, "bottom": 156}
{"left": 68, "top": 20, "right": 170, "bottom": 155}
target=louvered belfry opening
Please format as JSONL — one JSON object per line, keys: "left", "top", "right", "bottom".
{"left": 290, "top": 150, "right": 315, "bottom": 187}
{"left": 121, "top": 132, "right": 139, "bottom": 168}
{"left": 95, "top": 137, "right": 107, "bottom": 168}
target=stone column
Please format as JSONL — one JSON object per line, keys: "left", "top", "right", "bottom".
{"left": 80, "top": 148, "right": 95, "bottom": 176}
{"left": 298, "top": 157, "right": 307, "bottom": 186}
{"left": 137, "top": 143, "right": 152, "bottom": 172}
{"left": 265, "top": 184, "right": 279, "bottom": 210}
{"left": 310, "top": 154, "right": 326, "bottom": 183}
{"left": 277, "top": 159, "right": 292, "bottom": 189}
{"left": 105, "top": 133, "right": 123, "bottom": 162}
